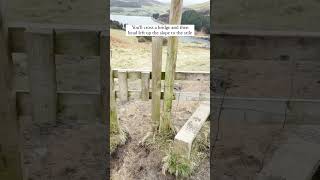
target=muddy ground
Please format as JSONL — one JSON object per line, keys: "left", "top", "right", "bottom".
{"left": 110, "top": 100, "right": 210, "bottom": 180}
{"left": 111, "top": 78, "right": 210, "bottom": 179}
{"left": 21, "top": 117, "right": 107, "bottom": 180}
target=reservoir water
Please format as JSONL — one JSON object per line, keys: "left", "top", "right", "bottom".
{"left": 110, "top": 14, "right": 210, "bottom": 47}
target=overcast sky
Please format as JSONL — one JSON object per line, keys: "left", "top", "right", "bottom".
{"left": 157, "top": 0, "right": 209, "bottom": 6}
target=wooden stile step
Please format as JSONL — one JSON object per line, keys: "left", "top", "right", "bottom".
{"left": 174, "top": 102, "right": 210, "bottom": 158}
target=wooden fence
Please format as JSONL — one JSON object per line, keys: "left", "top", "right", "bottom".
{"left": 211, "top": 29, "right": 320, "bottom": 124}
{"left": 1, "top": 21, "right": 108, "bottom": 179}
{"left": 112, "top": 69, "right": 210, "bottom": 102}
{"left": 9, "top": 22, "right": 108, "bottom": 122}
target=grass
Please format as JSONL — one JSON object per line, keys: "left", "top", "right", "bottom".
{"left": 142, "top": 131, "right": 175, "bottom": 150}
{"left": 160, "top": 121, "right": 210, "bottom": 178}
{"left": 111, "top": 29, "right": 210, "bottom": 72}
{"left": 111, "top": 17, "right": 209, "bottom": 177}
{"left": 141, "top": 131, "right": 195, "bottom": 177}
{"left": 110, "top": 127, "right": 128, "bottom": 154}
{"left": 190, "top": 121, "right": 210, "bottom": 164}
{"left": 162, "top": 150, "right": 195, "bottom": 177}
{"left": 140, "top": 128, "right": 205, "bottom": 178}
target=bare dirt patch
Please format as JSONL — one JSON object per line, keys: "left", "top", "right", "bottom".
{"left": 110, "top": 100, "right": 210, "bottom": 180}
{"left": 21, "top": 117, "right": 106, "bottom": 180}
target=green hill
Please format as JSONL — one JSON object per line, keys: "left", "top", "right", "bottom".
{"left": 110, "top": 0, "right": 210, "bottom": 17}
{"left": 110, "top": 0, "right": 169, "bottom": 16}
{"left": 187, "top": 1, "right": 210, "bottom": 15}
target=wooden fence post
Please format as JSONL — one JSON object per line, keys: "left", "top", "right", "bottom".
{"left": 141, "top": 71, "right": 150, "bottom": 101}
{"left": 99, "top": 30, "right": 109, "bottom": 177}
{"left": 0, "top": 0, "right": 24, "bottom": 179}
{"left": 100, "top": 31, "right": 108, "bottom": 124}
{"left": 161, "top": 0, "right": 183, "bottom": 133}
{"left": 110, "top": 68, "right": 121, "bottom": 134}
{"left": 151, "top": 37, "right": 163, "bottom": 132}
{"left": 26, "top": 28, "right": 57, "bottom": 124}
{"left": 118, "top": 70, "right": 128, "bottom": 102}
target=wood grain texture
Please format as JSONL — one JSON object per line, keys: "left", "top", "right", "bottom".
{"left": 112, "top": 69, "right": 209, "bottom": 81}
{"left": 212, "top": 34, "right": 320, "bottom": 61}
{"left": 161, "top": 0, "right": 183, "bottom": 133}
{"left": 151, "top": 37, "right": 163, "bottom": 131}
{"left": 10, "top": 27, "right": 101, "bottom": 56}
{"left": 100, "top": 31, "right": 110, "bottom": 177}
{"left": 118, "top": 70, "right": 128, "bottom": 102}
{"left": 174, "top": 103, "right": 210, "bottom": 158}
{"left": 25, "top": 28, "right": 57, "bottom": 124}
{"left": 0, "top": 0, "right": 23, "bottom": 179}
{"left": 141, "top": 71, "right": 150, "bottom": 101}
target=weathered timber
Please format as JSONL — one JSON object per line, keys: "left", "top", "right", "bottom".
{"left": 99, "top": 31, "right": 108, "bottom": 125}
{"left": 151, "top": 37, "right": 163, "bottom": 131}
{"left": 174, "top": 103, "right": 210, "bottom": 158}
{"left": 0, "top": 0, "right": 24, "bottom": 179}
{"left": 141, "top": 71, "right": 150, "bottom": 101}
{"left": 112, "top": 69, "right": 209, "bottom": 81}
{"left": 161, "top": 0, "right": 183, "bottom": 133}
{"left": 214, "top": 28, "right": 320, "bottom": 37}
{"left": 16, "top": 90, "right": 320, "bottom": 125}
{"left": 115, "top": 90, "right": 209, "bottom": 101}
{"left": 25, "top": 28, "right": 57, "bottom": 124}
{"left": 8, "top": 22, "right": 107, "bottom": 31}
{"left": 9, "top": 27, "right": 101, "bottom": 56}
{"left": 110, "top": 67, "right": 120, "bottom": 133}
{"left": 117, "top": 70, "right": 128, "bottom": 102}
{"left": 212, "top": 32, "right": 320, "bottom": 61}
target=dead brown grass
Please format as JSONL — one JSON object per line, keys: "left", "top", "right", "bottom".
{"left": 110, "top": 29, "right": 210, "bottom": 72}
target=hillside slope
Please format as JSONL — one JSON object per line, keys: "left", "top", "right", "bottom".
{"left": 110, "top": 0, "right": 210, "bottom": 16}
{"left": 110, "top": 0, "right": 169, "bottom": 16}
{"left": 187, "top": 1, "right": 210, "bottom": 15}
{"left": 111, "top": 0, "right": 165, "bottom": 7}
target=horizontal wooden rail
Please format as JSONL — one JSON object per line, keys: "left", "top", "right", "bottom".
{"left": 16, "top": 89, "right": 100, "bottom": 95}
{"left": 16, "top": 89, "right": 320, "bottom": 103}
{"left": 115, "top": 90, "right": 210, "bottom": 101}
{"left": 9, "top": 27, "right": 106, "bottom": 56}
{"left": 211, "top": 96, "right": 320, "bottom": 103}
{"left": 16, "top": 91, "right": 320, "bottom": 124}
{"left": 212, "top": 32, "right": 320, "bottom": 61}
{"left": 112, "top": 69, "right": 210, "bottom": 81}
{"left": 213, "top": 28, "right": 320, "bottom": 38}
{"left": 8, "top": 22, "right": 108, "bottom": 31}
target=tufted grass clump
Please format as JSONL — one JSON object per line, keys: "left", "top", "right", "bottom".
{"left": 161, "top": 121, "right": 210, "bottom": 177}
{"left": 110, "top": 127, "right": 128, "bottom": 154}
{"left": 162, "top": 149, "right": 194, "bottom": 177}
